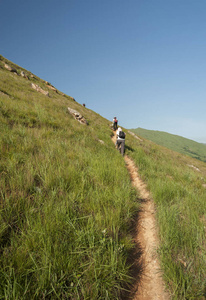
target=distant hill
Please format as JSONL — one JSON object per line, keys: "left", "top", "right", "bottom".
{"left": 130, "top": 127, "right": 206, "bottom": 162}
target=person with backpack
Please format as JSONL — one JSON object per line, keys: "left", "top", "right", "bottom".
{"left": 113, "top": 117, "right": 118, "bottom": 130}
{"left": 116, "top": 127, "right": 126, "bottom": 156}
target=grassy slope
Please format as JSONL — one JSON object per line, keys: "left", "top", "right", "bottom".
{"left": 0, "top": 56, "right": 140, "bottom": 299}
{"left": 1, "top": 55, "right": 206, "bottom": 299}
{"left": 130, "top": 127, "right": 206, "bottom": 163}
{"left": 125, "top": 132, "right": 206, "bottom": 299}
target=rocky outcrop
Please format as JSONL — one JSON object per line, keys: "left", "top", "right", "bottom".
{"left": 4, "top": 64, "right": 17, "bottom": 74}
{"left": 31, "top": 83, "right": 49, "bottom": 96}
{"left": 4, "top": 63, "right": 32, "bottom": 79}
{"left": 45, "top": 82, "right": 57, "bottom": 93}
{"left": 68, "top": 107, "right": 88, "bottom": 125}
{"left": 20, "top": 71, "right": 28, "bottom": 79}
{"left": 3, "top": 62, "right": 73, "bottom": 100}
{"left": 187, "top": 164, "right": 200, "bottom": 172}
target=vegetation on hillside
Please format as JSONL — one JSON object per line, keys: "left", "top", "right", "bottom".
{"left": 130, "top": 127, "right": 206, "bottom": 163}
{"left": 126, "top": 132, "right": 206, "bottom": 299}
{"left": 1, "top": 55, "right": 206, "bottom": 299}
{"left": 0, "top": 56, "right": 140, "bottom": 299}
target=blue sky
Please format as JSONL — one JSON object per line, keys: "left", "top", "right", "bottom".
{"left": 1, "top": 0, "right": 206, "bottom": 143}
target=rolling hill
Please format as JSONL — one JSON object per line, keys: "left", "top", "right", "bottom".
{"left": 130, "top": 127, "right": 206, "bottom": 163}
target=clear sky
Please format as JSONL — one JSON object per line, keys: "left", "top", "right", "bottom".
{"left": 1, "top": 0, "right": 206, "bottom": 143}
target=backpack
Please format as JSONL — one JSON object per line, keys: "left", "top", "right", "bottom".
{"left": 114, "top": 119, "right": 117, "bottom": 123}
{"left": 118, "top": 131, "right": 125, "bottom": 139}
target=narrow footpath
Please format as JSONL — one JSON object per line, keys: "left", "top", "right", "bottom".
{"left": 112, "top": 132, "right": 170, "bottom": 300}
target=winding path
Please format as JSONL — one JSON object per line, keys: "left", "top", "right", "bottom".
{"left": 112, "top": 132, "right": 170, "bottom": 300}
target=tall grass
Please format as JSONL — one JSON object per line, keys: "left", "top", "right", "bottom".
{"left": 0, "top": 63, "right": 140, "bottom": 299}
{"left": 126, "top": 133, "right": 206, "bottom": 299}
{"left": 3, "top": 55, "right": 206, "bottom": 299}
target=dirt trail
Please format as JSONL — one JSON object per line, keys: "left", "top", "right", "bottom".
{"left": 112, "top": 132, "right": 170, "bottom": 300}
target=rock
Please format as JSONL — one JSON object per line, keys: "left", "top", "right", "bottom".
{"left": 187, "top": 164, "right": 200, "bottom": 172}
{"left": 31, "top": 83, "right": 49, "bottom": 96}
{"left": 46, "top": 84, "right": 57, "bottom": 92}
{"left": 4, "top": 63, "right": 17, "bottom": 74}
{"left": 20, "top": 71, "right": 28, "bottom": 79}
{"left": 98, "top": 139, "right": 104, "bottom": 144}
{"left": 68, "top": 107, "right": 88, "bottom": 125}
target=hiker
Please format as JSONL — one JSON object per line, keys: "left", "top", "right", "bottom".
{"left": 113, "top": 117, "right": 118, "bottom": 130}
{"left": 116, "top": 127, "right": 126, "bottom": 156}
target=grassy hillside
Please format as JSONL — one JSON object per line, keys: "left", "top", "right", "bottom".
{"left": 1, "top": 55, "right": 206, "bottom": 299}
{"left": 130, "top": 127, "right": 206, "bottom": 163}
{"left": 0, "top": 56, "right": 140, "bottom": 299}
{"left": 125, "top": 132, "right": 206, "bottom": 299}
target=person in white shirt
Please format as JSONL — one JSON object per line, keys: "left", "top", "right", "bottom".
{"left": 116, "top": 127, "right": 126, "bottom": 156}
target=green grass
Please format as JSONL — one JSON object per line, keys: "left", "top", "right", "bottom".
{"left": 1, "top": 54, "right": 206, "bottom": 299}
{"left": 130, "top": 127, "right": 206, "bottom": 163}
{"left": 126, "top": 132, "right": 206, "bottom": 299}
{"left": 0, "top": 57, "right": 140, "bottom": 299}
